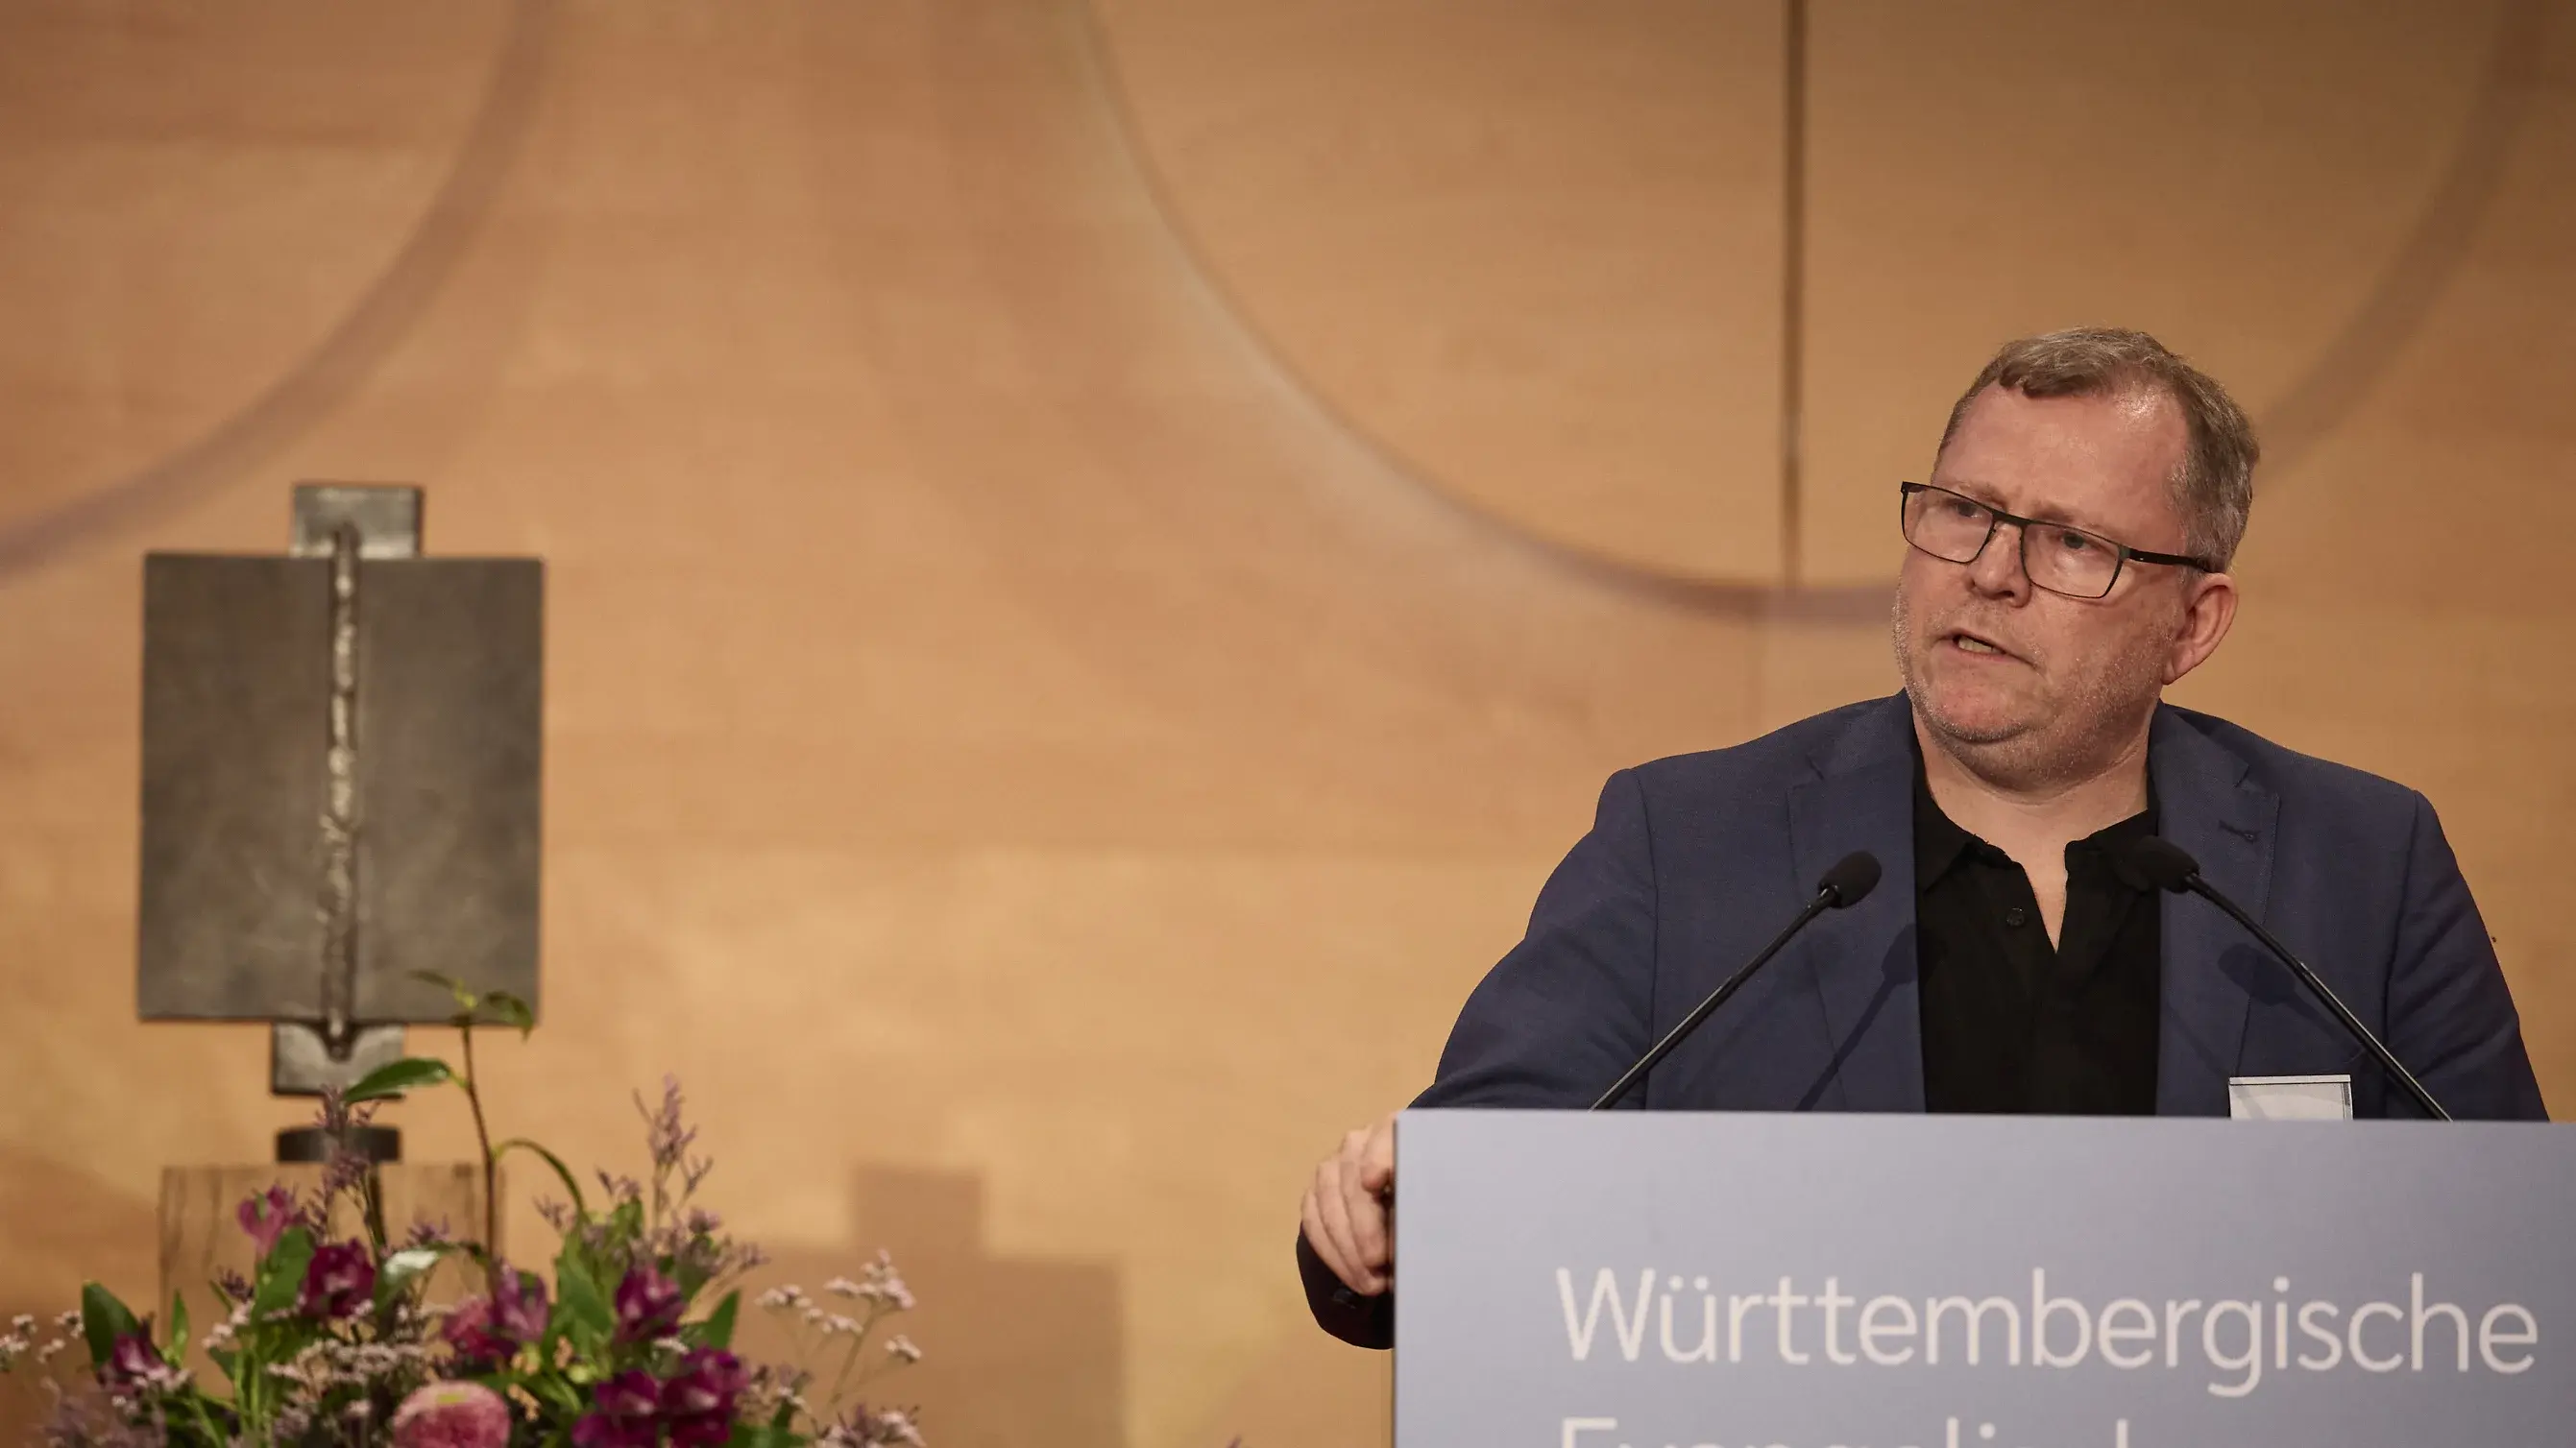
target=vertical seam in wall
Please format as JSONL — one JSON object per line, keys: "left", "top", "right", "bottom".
{"left": 1063, "top": 0, "right": 1884, "bottom": 615}
{"left": 1778, "top": 0, "right": 1809, "bottom": 591}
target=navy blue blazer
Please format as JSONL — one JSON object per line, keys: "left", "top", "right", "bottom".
{"left": 1301, "top": 695, "right": 2545, "bottom": 1344}
{"left": 1422, "top": 693, "right": 2542, "bottom": 1119}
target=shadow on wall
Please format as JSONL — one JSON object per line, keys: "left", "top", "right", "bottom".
{"left": 0, "top": 1146, "right": 160, "bottom": 1443}
{"left": 1185, "top": 1319, "right": 1389, "bottom": 1448}
{"left": 741, "top": 1169, "right": 1125, "bottom": 1448}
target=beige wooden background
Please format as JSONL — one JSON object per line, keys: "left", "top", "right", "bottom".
{"left": 1, "top": 3, "right": 2570, "bottom": 1445}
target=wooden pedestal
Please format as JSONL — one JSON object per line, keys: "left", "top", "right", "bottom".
{"left": 158, "top": 1163, "right": 493, "bottom": 1326}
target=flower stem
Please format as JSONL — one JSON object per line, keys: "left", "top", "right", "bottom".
{"left": 460, "top": 1019, "right": 501, "bottom": 1285}
{"left": 184, "top": 1388, "right": 226, "bottom": 1448}
{"left": 826, "top": 1302, "right": 885, "bottom": 1412}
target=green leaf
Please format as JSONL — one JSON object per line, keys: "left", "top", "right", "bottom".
{"left": 375, "top": 1246, "right": 450, "bottom": 1309}
{"left": 343, "top": 1056, "right": 454, "bottom": 1104}
{"left": 181, "top": 1392, "right": 231, "bottom": 1448}
{"left": 413, "top": 970, "right": 481, "bottom": 1028}
{"left": 80, "top": 1283, "right": 141, "bottom": 1367}
{"left": 480, "top": 991, "right": 536, "bottom": 1037}
{"left": 251, "top": 1228, "right": 316, "bottom": 1319}
{"left": 167, "top": 1291, "right": 190, "bottom": 1357}
{"left": 552, "top": 1249, "right": 613, "bottom": 1355}
{"left": 685, "top": 1291, "right": 739, "bottom": 1351}
{"left": 727, "top": 1424, "right": 796, "bottom": 1448}
{"left": 524, "top": 1373, "right": 587, "bottom": 1412}
{"left": 407, "top": 969, "right": 477, "bottom": 1013}
{"left": 493, "top": 1138, "right": 589, "bottom": 1218}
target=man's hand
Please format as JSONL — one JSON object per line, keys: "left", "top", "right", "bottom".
{"left": 1300, "top": 1111, "right": 1398, "bottom": 1295}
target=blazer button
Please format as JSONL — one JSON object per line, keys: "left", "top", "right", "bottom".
{"left": 2004, "top": 906, "right": 2029, "bottom": 928}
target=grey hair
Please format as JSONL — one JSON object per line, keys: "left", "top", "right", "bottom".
{"left": 1935, "top": 327, "right": 2259, "bottom": 570}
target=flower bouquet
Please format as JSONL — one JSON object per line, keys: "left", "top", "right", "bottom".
{"left": 0, "top": 977, "right": 925, "bottom": 1448}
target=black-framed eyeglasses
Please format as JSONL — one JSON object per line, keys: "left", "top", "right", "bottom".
{"left": 1898, "top": 482, "right": 2211, "bottom": 600}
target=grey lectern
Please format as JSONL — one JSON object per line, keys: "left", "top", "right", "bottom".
{"left": 1395, "top": 1112, "right": 2572, "bottom": 1448}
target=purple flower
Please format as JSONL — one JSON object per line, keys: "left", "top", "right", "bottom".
{"left": 392, "top": 1382, "right": 512, "bottom": 1448}
{"left": 299, "top": 1240, "right": 377, "bottom": 1318}
{"left": 571, "top": 1370, "right": 663, "bottom": 1448}
{"left": 493, "top": 1264, "right": 550, "bottom": 1338}
{"left": 668, "top": 1409, "right": 731, "bottom": 1448}
{"left": 401, "top": 1217, "right": 458, "bottom": 1250}
{"left": 445, "top": 1266, "right": 549, "bottom": 1366}
{"left": 662, "top": 1348, "right": 748, "bottom": 1447}
{"left": 824, "top": 1407, "right": 925, "bottom": 1448}
{"left": 639, "top": 1076, "right": 696, "bottom": 1174}
{"left": 612, "top": 1263, "right": 683, "bottom": 1343}
{"left": 236, "top": 1186, "right": 298, "bottom": 1256}
{"left": 313, "top": 1094, "right": 381, "bottom": 1210}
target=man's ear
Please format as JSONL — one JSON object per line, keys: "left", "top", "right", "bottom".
{"left": 2163, "top": 570, "right": 2238, "bottom": 685}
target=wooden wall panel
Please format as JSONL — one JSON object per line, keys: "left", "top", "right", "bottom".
{"left": 0, "top": 0, "right": 516, "bottom": 540}
{"left": 1093, "top": 0, "right": 1787, "bottom": 584}
{"left": 0, "top": 5, "right": 2569, "bottom": 1448}
{"left": 1797, "top": 0, "right": 2505, "bottom": 583}
{"left": 0, "top": 4, "right": 1759, "bottom": 1446}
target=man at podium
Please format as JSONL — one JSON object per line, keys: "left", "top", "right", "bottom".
{"left": 1297, "top": 327, "right": 2547, "bottom": 1349}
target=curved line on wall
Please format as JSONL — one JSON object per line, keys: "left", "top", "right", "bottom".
{"left": 0, "top": 0, "right": 560, "bottom": 581}
{"left": 1068, "top": 0, "right": 2540, "bottom": 606}
{"left": 1061, "top": 0, "right": 1887, "bottom": 621}
{"left": 2253, "top": 0, "right": 2547, "bottom": 479}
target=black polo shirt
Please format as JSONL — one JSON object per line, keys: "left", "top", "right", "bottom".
{"left": 1913, "top": 749, "right": 2162, "bottom": 1115}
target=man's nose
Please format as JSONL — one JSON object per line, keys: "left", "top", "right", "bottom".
{"left": 1965, "top": 519, "right": 2032, "bottom": 597}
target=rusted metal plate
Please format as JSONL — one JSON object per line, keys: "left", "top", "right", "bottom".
{"left": 137, "top": 554, "right": 334, "bottom": 1019}
{"left": 136, "top": 553, "right": 543, "bottom": 1024}
{"left": 352, "top": 556, "right": 544, "bottom": 1023}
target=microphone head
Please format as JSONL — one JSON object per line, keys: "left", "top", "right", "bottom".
{"left": 1817, "top": 851, "right": 1883, "bottom": 908}
{"left": 2122, "top": 835, "right": 2201, "bottom": 893}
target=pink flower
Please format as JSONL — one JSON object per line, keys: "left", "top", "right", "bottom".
{"left": 443, "top": 1297, "right": 498, "bottom": 1360}
{"left": 101, "top": 1330, "right": 181, "bottom": 1392}
{"left": 235, "top": 1186, "right": 298, "bottom": 1256}
{"left": 392, "top": 1382, "right": 512, "bottom": 1448}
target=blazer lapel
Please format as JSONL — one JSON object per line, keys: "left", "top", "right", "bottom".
{"left": 2150, "top": 706, "right": 2278, "bottom": 1115}
{"left": 1785, "top": 696, "right": 1925, "bottom": 1112}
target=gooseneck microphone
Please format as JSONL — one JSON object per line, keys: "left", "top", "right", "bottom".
{"left": 2122, "top": 836, "right": 2452, "bottom": 1122}
{"left": 1590, "top": 852, "right": 1882, "bottom": 1111}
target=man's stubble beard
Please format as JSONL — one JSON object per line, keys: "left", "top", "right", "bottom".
{"left": 1890, "top": 581, "right": 2173, "bottom": 792}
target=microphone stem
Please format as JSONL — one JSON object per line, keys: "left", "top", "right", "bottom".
{"left": 1591, "top": 890, "right": 1834, "bottom": 1111}
{"left": 2186, "top": 879, "right": 2453, "bottom": 1122}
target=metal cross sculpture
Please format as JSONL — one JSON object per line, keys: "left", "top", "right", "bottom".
{"left": 136, "top": 484, "right": 543, "bottom": 1162}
